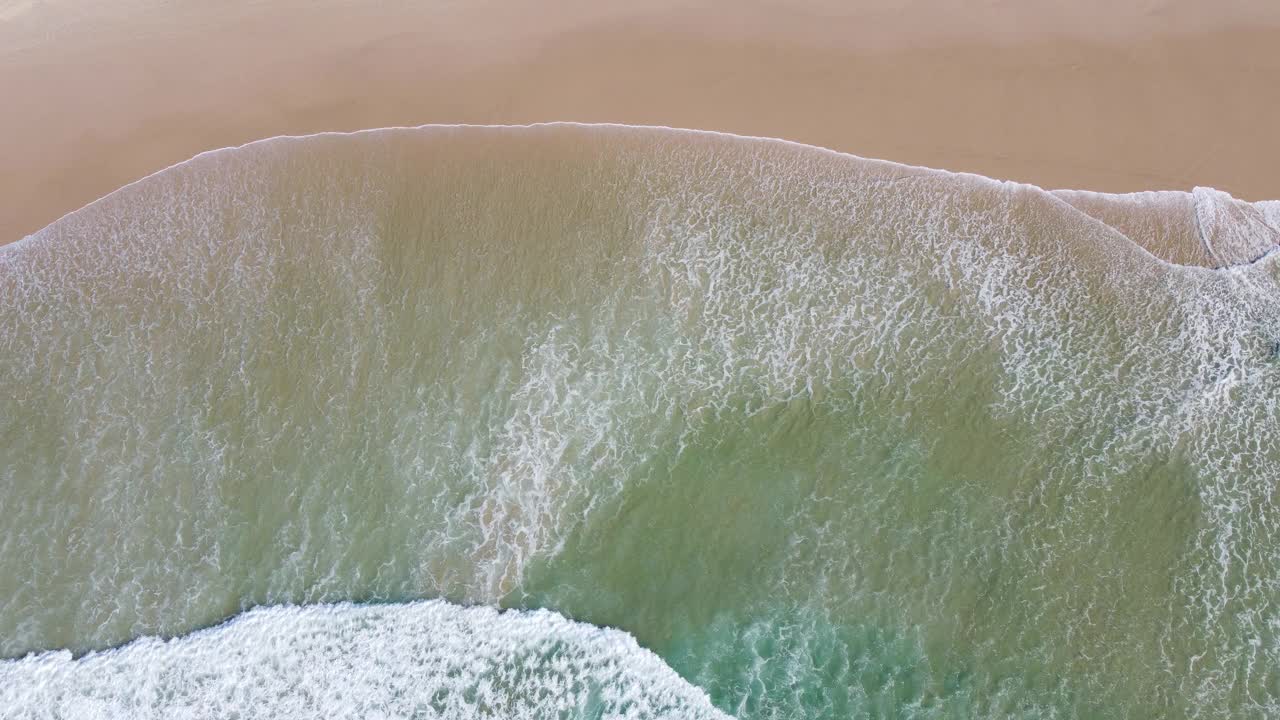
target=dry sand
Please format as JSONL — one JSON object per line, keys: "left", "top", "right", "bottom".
{"left": 3, "top": 0, "right": 1279, "bottom": 243}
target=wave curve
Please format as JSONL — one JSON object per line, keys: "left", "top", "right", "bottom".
{"left": 8, "top": 123, "right": 1276, "bottom": 270}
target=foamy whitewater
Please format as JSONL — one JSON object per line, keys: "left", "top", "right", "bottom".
{"left": 1, "top": 600, "right": 726, "bottom": 719}
{"left": 2, "top": 124, "right": 1279, "bottom": 719}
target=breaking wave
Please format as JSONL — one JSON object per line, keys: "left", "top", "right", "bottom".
{"left": 1, "top": 599, "right": 727, "bottom": 719}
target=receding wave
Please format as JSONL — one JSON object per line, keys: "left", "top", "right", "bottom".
{"left": 2, "top": 124, "right": 1279, "bottom": 718}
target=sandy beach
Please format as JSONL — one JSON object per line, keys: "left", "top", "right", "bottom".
{"left": 3, "top": 0, "right": 1279, "bottom": 243}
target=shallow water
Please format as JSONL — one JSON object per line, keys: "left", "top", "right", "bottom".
{"left": 2, "top": 125, "right": 1279, "bottom": 718}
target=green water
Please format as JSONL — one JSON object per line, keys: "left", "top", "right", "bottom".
{"left": 2, "top": 125, "right": 1279, "bottom": 718}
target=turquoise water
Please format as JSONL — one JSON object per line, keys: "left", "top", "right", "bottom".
{"left": 2, "top": 125, "right": 1279, "bottom": 718}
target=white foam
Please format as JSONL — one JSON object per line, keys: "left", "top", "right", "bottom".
{"left": 0, "top": 600, "right": 730, "bottom": 720}
{"left": 1192, "top": 186, "right": 1280, "bottom": 266}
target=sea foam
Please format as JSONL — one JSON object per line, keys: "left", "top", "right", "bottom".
{"left": 0, "top": 600, "right": 729, "bottom": 720}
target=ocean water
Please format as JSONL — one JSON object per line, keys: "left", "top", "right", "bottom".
{"left": 2, "top": 124, "right": 1279, "bottom": 719}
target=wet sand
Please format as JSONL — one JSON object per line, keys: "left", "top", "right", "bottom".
{"left": 3, "top": 0, "right": 1279, "bottom": 243}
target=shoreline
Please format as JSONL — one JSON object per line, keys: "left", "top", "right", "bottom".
{"left": 1, "top": 121, "right": 1193, "bottom": 246}
{"left": 3, "top": 1, "right": 1280, "bottom": 242}
{"left": 8, "top": 122, "right": 1277, "bottom": 272}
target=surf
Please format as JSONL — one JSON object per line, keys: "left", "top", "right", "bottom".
{"left": 0, "top": 599, "right": 728, "bottom": 719}
{"left": 2, "top": 124, "right": 1278, "bottom": 718}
